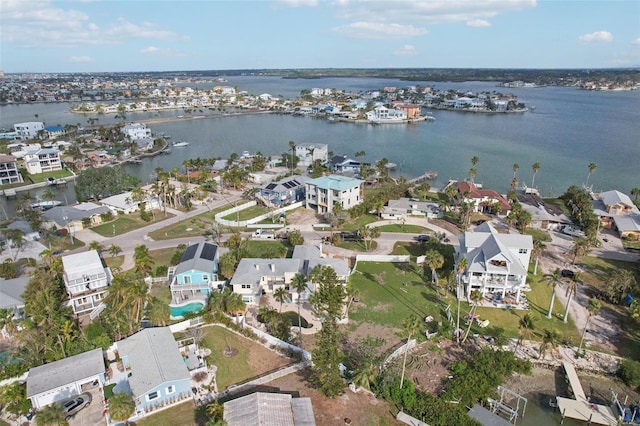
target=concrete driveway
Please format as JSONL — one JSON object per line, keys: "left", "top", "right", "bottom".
{"left": 68, "top": 386, "right": 106, "bottom": 426}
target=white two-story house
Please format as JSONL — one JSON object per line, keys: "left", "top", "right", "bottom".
{"left": 0, "top": 154, "right": 24, "bottom": 185}
{"left": 457, "top": 222, "right": 532, "bottom": 304}
{"left": 61, "top": 250, "right": 112, "bottom": 317}
{"left": 305, "top": 175, "right": 363, "bottom": 215}
{"left": 24, "top": 148, "right": 62, "bottom": 174}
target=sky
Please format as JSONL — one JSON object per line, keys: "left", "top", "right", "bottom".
{"left": 1, "top": 0, "right": 639, "bottom": 73}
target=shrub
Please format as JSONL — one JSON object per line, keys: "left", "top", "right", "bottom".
{"left": 618, "top": 359, "right": 640, "bottom": 388}
{"left": 154, "top": 265, "right": 168, "bottom": 277}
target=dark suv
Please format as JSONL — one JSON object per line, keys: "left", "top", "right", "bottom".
{"left": 415, "top": 234, "right": 431, "bottom": 242}
{"left": 60, "top": 392, "right": 92, "bottom": 420}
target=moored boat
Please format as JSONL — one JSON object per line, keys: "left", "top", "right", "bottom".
{"left": 172, "top": 141, "right": 189, "bottom": 147}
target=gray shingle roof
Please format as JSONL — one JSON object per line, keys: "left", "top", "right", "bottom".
{"left": 116, "top": 327, "right": 190, "bottom": 398}
{"left": 230, "top": 258, "right": 301, "bottom": 286}
{"left": 174, "top": 242, "right": 218, "bottom": 276}
{"left": 223, "top": 392, "right": 315, "bottom": 426}
{"left": 0, "top": 276, "right": 29, "bottom": 309}
{"left": 26, "top": 348, "right": 105, "bottom": 397}
{"left": 43, "top": 204, "right": 111, "bottom": 227}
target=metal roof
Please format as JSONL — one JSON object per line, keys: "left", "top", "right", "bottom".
{"left": 27, "top": 348, "right": 105, "bottom": 397}
{"left": 223, "top": 392, "right": 315, "bottom": 426}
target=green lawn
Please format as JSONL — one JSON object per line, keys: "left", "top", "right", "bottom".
{"left": 90, "top": 212, "right": 173, "bottom": 237}
{"left": 25, "top": 168, "right": 74, "bottom": 184}
{"left": 245, "top": 240, "right": 289, "bottom": 258}
{"left": 391, "top": 241, "right": 456, "bottom": 272}
{"left": 150, "top": 284, "right": 171, "bottom": 305}
{"left": 222, "top": 204, "right": 268, "bottom": 222}
{"left": 150, "top": 247, "right": 179, "bottom": 268}
{"left": 40, "top": 232, "right": 85, "bottom": 252}
{"left": 525, "top": 228, "right": 552, "bottom": 242}
{"left": 342, "top": 214, "right": 378, "bottom": 231}
{"left": 335, "top": 240, "right": 377, "bottom": 252}
{"left": 136, "top": 400, "right": 200, "bottom": 426}
{"left": 376, "top": 224, "right": 429, "bottom": 233}
{"left": 103, "top": 255, "right": 124, "bottom": 270}
{"left": 147, "top": 206, "right": 230, "bottom": 241}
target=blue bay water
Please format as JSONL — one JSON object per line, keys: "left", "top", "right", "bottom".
{"left": 1, "top": 77, "right": 638, "bottom": 203}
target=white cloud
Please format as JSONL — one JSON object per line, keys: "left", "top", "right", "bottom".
{"left": 578, "top": 31, "right": 613, "bottom": 44}
{"left": 467, "top": 19, "right": 491, "bottom": 28}
{"left": 140, "top": 46, "right": 188, "bottom": 57}
{"left": 68, "top": 55, "right": 95, "bottom": 63}
{"left": 393, "top": 44, "right": 418, "bottom": 56}
{"left": 632, "top": 38, "right": 640, "bottom": 45}
{"left": 332, "top": 22, "right": 427, "bottom": 39}
{"left": 332, "top": 0, "right": 536, "bottom": 25}
{"left": 277, "top": 0, "right": 318, "bottom": 7}
{"left": 0, "top": 0, "right": 188, "bottom": 48}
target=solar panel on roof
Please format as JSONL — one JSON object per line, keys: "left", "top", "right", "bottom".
{"left": 282, "top": 182, "right": 293, "bottom": 189}
{"left": 200, "top": 243, "right": 217, "bottom": 261}
{"left": 266, "top": 183, "right": 277, "bottom": 190}
{"left": 291, "top": 180, "right": 300, "bottom": 186}
{"left": 182, "top": 244, "right": 198, "bottom": 262}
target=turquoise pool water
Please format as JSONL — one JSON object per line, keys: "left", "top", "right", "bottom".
{"left": 170, "top": 301, "right": 205, "bottom": 318}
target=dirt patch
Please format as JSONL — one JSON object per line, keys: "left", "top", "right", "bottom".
{"left": 245, "top": 341, "right": 290, "bottom": 374}
{"left": 266, "top": 369, "right": 402, "bottom": 426}
{"left": 287, "top": 208, "right": 320, "bottom": 226}
{"left": 399, "top": 339, "right": 467, "bottom": 394}
{"left": 372, "top": 303, "right": 391, "bottom": 313}
{"left": 429, "top": 219, "right": 461, "bottom": 235}
{"left": 346, "top": 321, "right": 403, "bottom": 353}
{"left": 223, "top": 348, "right": 238, "bottom": 358}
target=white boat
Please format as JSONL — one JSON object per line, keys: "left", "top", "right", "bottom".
{"left": 172, "top": 141, "right": 189, "bottom": 147}
{"left": 31, "top": 200, "right": 62, "bottom": 210}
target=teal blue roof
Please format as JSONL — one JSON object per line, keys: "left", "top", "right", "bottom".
{"left": 307, "top": 175, "right": 363, "bottom": 191}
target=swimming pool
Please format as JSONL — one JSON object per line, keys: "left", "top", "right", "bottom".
{"left": 169, "top": 301, "right": 205, "bottom": 319}
{"left": 258, "top": 311, "right": 313, "bottom": 329}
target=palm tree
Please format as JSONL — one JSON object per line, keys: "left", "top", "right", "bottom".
{"left": 108, "top": 244, "right": 122, "bottom": 257}
{"left": 531, "top": 162, "right": 541, "bottom": 189}
{"left": 562, "top": 272, "right": 580, "bottom": 323}
{"left": 352, "top": 363, "right": 378, "bottom": 391}
{"left": 290, "top": 273, "right": 308, "bottom": 345}
{"left": 585, "top": 162, "right": 597, "bottom": 187}
{"left": 570, "top": 238, "right": 590, "bottom": 264}
{"left": 578, "top": 298, "right": 601, "bottom": 354}
{"left": 539, "top": 329, "right": 559, "bottom": 360}
{"left": 288, "top": 140, "right": 296, "bottom": 175}
{"left": 543, "top": 269, "right": 561, "bottom": 318}
{"left": 512, "top": 163, "right": 519, "bottom": 179}
{"left": 35, "top": 403, "right": 67, "bottom": 426}
{"left": 469, "top": 167, "right": 477, "bottom": 183}
{"left": 108, "top": 392, "right": 136, "bottom": 422}
{"left": 274, "top": 287, "right": 289, "bottom": 312}
{"left": 631, "top": 187, "right": 640, "bottom": 201}
{"left": 400, "top": 314, "right": 421, "bottom": 388}
{"left": 425, "top": 250, "right": 445, "bottom": 296}
{"left": 88, "top": 241, "right": 104, "bottom": 254}
{"left": 455, "top": 257, "right": 469, "bottom": 344}
{"left": 516, "top": 313, "right": 536, "bottom": 354}
{"left": 462, "top": 290, "right": 483, "bottom": 344}
{"left": 531, "top": 239, "right": 546, "bottom": 275}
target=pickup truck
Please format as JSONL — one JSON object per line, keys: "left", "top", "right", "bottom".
{"left": 561, "top": 225, "right": 586, "bottom": 238}
{"left": 251, "top": 229, "right": 276, "bottom": 240}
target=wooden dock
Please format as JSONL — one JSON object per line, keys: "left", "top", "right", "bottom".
{"left": 556, "top": 361, "right": 617, "bottom": 425}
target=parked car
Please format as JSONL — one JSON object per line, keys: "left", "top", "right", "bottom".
{"left": 561, "top": 269, "right": 575, "bottom": 279}
{"left": 251, "top": 229, "right": 275, "bottom": 240}
{"left": 339, "top": 231, "right": 362, "bottom": 242}
{"left": 60, "top": 392, "right": 92, "bottom": 420}
{"left": 414, "top": 234, "right": 431, "bottom": 242}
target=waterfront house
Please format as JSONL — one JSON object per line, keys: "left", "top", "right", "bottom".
{"left": 14, "top": 121, "right": 44, "bottom": 140}
{"left": 457, "top": 222, "right": 532, "bottom": 304}
{"left": 169, "top": 242, "right": 219, "bottom": 302}
{"left": 455, "top": 181, "right": 511, "bottom": 215}
{"left": 295, "top": 143, "right": 328, "bottom": 168}
{"left": 305, "top": 175, "right": 363, "bottom": 215}
{"left": 0, "top": 154, "right": 24, "bottom": 185}
{"left": 121, "top": 122, "right": 152, "bottom": 140}
{"left": 592, "top": 190, "right": 640, "bottom": 239}
{"left": 42, "top": 203, "right": 111, "bottom": 232}
{"left": 223, "top": 392, "right": 316, "bottom": 426}
{"left": 99, "top": 191, "right": 162, "bottom": 215}
{"left": 61, "top": 250, "right": 112, "bottom": 317}
{"left": 45, "top": 125, "right": 66, "bottom": 139}
{"left": 115, "top": 327, "right": 192, "bottom": 417}
{"left": 517, "top": 194, "right": 572, "bottom": 231}
{"left": 393, "top": 103, "right": 422, "bottom": 119}
{"left": 134, "top": 137, "right": 154, "bottom": 152}
{"left": 365, "top": 105, "right": 407, "bottom": 122}
{"left": 259, "top": 175, "right": 309, "bottom": 207}
{"left": 328, "top": 156, "right": 361, "bottom": 175}
{"left": 23, "top": 148, "right": 62, "bottom": 174}
{"left": 26, "top": 348, "right": 105, "bottom": 409}
{"left": 382, "top": 198, "right": 443, "bottom": 220}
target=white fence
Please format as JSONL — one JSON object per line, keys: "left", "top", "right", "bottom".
{"left": 215, "top": 201, "right": 304, "bottom": 227}
{"left": 383, "top": 338, "right": 416, "bottom": 367}
{"left": 244, "top": 322, "right": 311, "bottom": 361}
{"left": 168, "top": 316, "right": 206, "bottom": 333}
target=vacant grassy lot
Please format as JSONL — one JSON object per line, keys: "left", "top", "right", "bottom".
{"left": 376, "top": 224, "right": 428, "bottom": 233}
{"left": 201, "top": 325, "right": 290, "bottom": 390}
{"left": 40, "top": 232, "right": 85, "bottom": 252}
{"left": 149, "top": 284, "right": 171, "bottom": 305}
{"left": 245, "top": 240, "right": 289, "bottom": 258}
{"left": 341, "top": 214, "right": 378, "bottom": 231}
{"left": 147, "top": 206, "right": 230, "bottom": 241}
{"left": 222, "top": 204, "right": 268, "bottom": 221}
{"left": 91, "top": 212, "right": 172, "bottom": 237}
{"left": 103, "top": 255, "right": 124, "bottom": 270}
{"left": 137, "top": 400, "right": 201, "bottom": 426}
{"left": 25, "top": 168, "right": 74, "bottom": 184}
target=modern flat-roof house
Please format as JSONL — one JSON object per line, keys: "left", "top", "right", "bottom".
{"left": 14, "top": 121, "right": 44, "bottom": 139}
{"left": 457, "top": 222, "right": 532, "bottom": 304}
{"left": 99, "top": 191, "right": 162, "bottom": 215}
{"left": 169, "top": 242, "right": 219, "bottom": 302}
{"left": 259, "top": 175, "right": 309, "bottom": 207}
{"left": 61, "top": 250, "right": 112, "bottom": 317}
{"left": 24, "top": 148, "right": 62, "bottom": 174}
{"left": 455, "top": 181, "right": 511, "bottom": 215}
{"left": 382, "top": 198, "right": 443, "bottom": 220}
{"left": 0, "top": 154, "right": 23, "bottom": 185}
{"left": 230, "top": 245, "right": 350, "bottom": 305}
{"left": 592, "top": 190, "right": 640, "bottom": 240}
{"left": 26, "top": 348, "right": 105, "bottom": 409}
{"left": 295, "top": 143, "right": 328, "bottom": 168}
{"left": 305, "top": 175, "right": 363, "bottom": 215}
{"left": 115, "top": 327, "right": 192, "bottom": 417}
{"left": 224, "top": 392, "right": 316, "bottom": 426}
